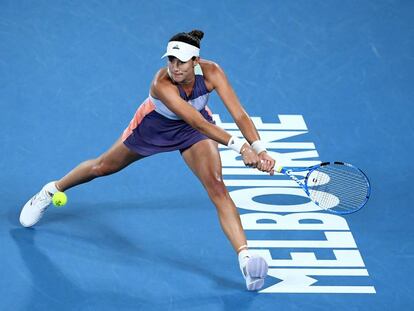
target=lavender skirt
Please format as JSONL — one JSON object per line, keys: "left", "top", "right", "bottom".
{"left": 123, "top": 108, "right": 215, "bottom": 156}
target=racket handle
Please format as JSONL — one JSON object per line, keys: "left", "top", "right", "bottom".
{"left": 276, "top": 166, "right": 285, "bottom": 173}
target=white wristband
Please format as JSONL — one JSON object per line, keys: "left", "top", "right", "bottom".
{"left": 227, "top": 136, "right": 245, "bottom": 153}
{"left": 251, "top": 140, "right": 267, "bottom": 154}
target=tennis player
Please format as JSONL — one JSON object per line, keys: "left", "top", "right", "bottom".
{"left": 19, "top": 30, "right": 275, "bottom": 291}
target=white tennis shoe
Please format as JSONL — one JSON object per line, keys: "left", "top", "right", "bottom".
{"left": 19, "top": 183, "right": 55, "bottom": 227}
{"left": 241, "top": 256, "right": 269, "bottom": 291}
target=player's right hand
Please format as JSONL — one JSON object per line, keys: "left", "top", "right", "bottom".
{"left": 257, "top": 152, "right": 276, "bottom": 175}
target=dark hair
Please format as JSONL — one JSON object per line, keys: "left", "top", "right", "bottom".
{"left": 169, "top": 29, "right": 204, "bottom": 48}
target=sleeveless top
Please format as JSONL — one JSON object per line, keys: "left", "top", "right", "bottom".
{"left": 149, "top": 64, "right": 210, "bottom": 120}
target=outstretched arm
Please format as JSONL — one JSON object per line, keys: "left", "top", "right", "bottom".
{"left": 206, "top": 63, "right": 275, "bottom": 173}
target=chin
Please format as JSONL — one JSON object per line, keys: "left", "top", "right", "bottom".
{"left": 174, "top": 76, "right": 185, "bottom": 83}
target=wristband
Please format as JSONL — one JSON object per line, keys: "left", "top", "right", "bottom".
{"left": 227, "top": 136, "right": 245, "bottom": 153}
{"left": 251, "top": 140, "right": 267, "bottom": 154}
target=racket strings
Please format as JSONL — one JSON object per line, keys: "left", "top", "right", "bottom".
{"left": 311, "top": 175, "right": 367, "bottom": 204}
{"left": 314, "top": 166, "right": 368, "bottom": 185}
{"left": 313, "top": 180, "right": 368, "bottom": 198}
{"left": 311, "top": 176, "right": 367, "bottom": 211}
{"left": 307, "top": 164, "right": 369, "bottom": 213}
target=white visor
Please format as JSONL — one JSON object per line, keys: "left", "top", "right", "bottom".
{"left": 161, "top": 41, "right": 200, "bottom": 62}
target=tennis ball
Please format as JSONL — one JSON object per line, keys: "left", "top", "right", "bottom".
{"left": 52, "top": 191, "right": 67, "bottom": 207}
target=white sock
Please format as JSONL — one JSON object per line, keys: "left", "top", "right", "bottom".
{"left": 43, "top": 181, "right": 59, "bottom": 197}
{"left": 238, "top": 249, "right": 251, "bottom": 271}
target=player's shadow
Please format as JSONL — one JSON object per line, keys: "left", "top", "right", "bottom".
{"left": 14, "top": 199, "right": 244, "bottom": 290}
{"left": 10, "top": 223, "right": 254, "bottom": 310}
{"left": 67, "top": 204, "right": 242, "bottom": 289}
{"left": 9, "top": 228, "right": 152, "bottom": 310}
{"left": 10, "top": 199, "right": 252, "bottom": 309}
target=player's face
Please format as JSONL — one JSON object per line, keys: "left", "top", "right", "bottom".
{"left": 168, "top": 56, "right": 197, "bottom": 84}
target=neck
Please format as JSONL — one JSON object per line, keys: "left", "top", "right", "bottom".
{"left": 181, "top": 75, "right": 195, "bottom": 86}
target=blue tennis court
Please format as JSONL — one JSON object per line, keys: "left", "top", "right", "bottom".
{"left": 1, "top": 1, "right": 413, "bottom": 310}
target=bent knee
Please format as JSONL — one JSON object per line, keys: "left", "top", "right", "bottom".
{"left": 204, "top": 175, "right": 228, "bottom": 199}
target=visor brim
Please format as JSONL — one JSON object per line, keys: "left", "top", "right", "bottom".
{"left": 161, "top": 51, "right": 194, "bottom": 62}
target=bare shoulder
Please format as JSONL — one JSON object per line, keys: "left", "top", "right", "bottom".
{"left": 150, "top": 68, "right": 176, "bottom": 97}
{"left": 151, "top": 68, "right": 170, "bottom": 88}
{"left": 199, "top": 59, "right": 224, "bottom": 76}
{"left": 199, "top": 59, "right": 226, "bottom": 91}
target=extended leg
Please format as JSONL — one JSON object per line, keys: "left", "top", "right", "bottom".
{"left": 181, "top": 139, "right": 268, "bottom": 290}
{"left": 181, "top": 139, "right": 247, "bottom": 252}
{"left": 20, "top": 136, "right": 144, "bottom": 227}
{"left": 57, "top": 136, "right": 144, "bottom": 191}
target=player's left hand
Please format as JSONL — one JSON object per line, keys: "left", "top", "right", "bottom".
{"left": 257, "top": 152, "right": 275, "bottom": 175}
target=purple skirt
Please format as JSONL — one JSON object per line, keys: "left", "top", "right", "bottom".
{"left": 122, "top": 107, "right": 215, "bottom": 156}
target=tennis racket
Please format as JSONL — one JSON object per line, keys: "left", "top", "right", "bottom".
{"left": 276, "top": 162, "right": 371, "bottom": 214}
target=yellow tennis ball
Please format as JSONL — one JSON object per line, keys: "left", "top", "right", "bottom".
{"left": 52, "top": 191, "right": 67, "bottom": 207}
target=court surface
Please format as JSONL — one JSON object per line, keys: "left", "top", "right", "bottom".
{"left": 1, "top": 1, "right": 413, "bottom": 310}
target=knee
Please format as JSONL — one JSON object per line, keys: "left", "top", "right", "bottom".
{"left": 91, "top": 157, "right": 118, "bottom": 177}
{"left": 204, "top": 174, "right": 228, "bottom": 199}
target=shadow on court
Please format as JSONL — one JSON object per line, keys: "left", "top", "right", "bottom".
{"left": 8, "top": 200, "right": 258, "bottom": 310}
